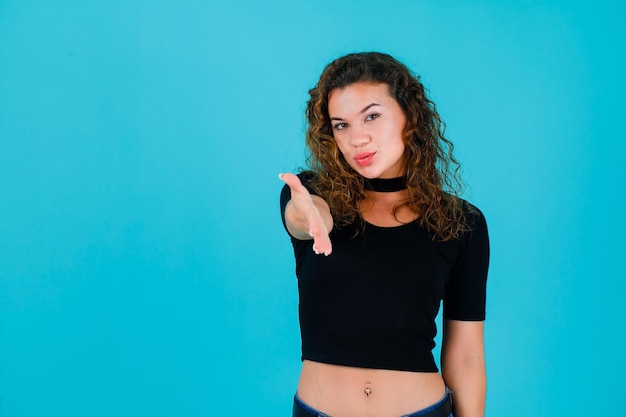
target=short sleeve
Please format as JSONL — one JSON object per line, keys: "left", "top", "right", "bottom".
{"left": 443, "top": 207, "right": 490, "bottom": 321}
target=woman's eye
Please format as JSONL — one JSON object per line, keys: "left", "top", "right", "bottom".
{"left": 366, "top": 113, "right": 380, "bottom": 121}
{"left": 334, "top": 122, "right": 348, "bottom": 130}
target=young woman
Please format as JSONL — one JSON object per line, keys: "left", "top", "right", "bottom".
{"left": 279, "top": 52, "right": 490, "bottom": 417}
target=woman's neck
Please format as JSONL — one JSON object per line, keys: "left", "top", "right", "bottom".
{"left": 363, "top": 176, "right": 407, "bottom": 193}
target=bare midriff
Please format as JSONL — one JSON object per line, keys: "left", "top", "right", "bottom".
{"left": 297, "top": 360, "right": 446, "bottom": 417}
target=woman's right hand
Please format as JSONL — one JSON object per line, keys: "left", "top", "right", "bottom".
{"left": 280, "top": 173, "right": 333, "bottom": 256}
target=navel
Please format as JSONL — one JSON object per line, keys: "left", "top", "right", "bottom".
{"left": 364, "top": 380, "right": 372, "bottom": 397}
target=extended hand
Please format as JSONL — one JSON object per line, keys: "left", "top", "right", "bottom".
{"left": 280, "top": 173, "right": 333, "bottom": 256}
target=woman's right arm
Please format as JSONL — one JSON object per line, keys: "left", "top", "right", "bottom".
{"left": 279, "top": 173, "right": 333, "bottom": 256}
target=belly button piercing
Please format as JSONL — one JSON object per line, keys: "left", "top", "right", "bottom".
{"left": 364, "top": 380, "right": 372, "bottom": 397}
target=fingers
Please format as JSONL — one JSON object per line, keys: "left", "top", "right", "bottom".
{"left": 279, "top": 173, "right": 306, "bottom": 193}
{"left": 309, "top": 217, "right": 333, "bottom": 256}
{"left": 312, "top": 237, "right": 333, "bottom": 256}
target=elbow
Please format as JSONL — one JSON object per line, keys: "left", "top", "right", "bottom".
{"left": 441, "top": 352, "right": 485, "bottom": 382}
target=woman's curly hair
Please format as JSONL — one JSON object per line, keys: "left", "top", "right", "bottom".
{"left": 304, "top": 52, "right": 470, "bottom": 241}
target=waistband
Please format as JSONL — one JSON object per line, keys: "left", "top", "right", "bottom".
{"left": 293, "top": 389, "right": 453, "bottom": 417}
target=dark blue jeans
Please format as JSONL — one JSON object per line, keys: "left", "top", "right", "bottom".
{"left": 293, "top": 388, "right": 454, "bottom": 417}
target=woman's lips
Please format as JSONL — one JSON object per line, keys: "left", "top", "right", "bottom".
{"left": 354, "top": 152, "right": 375, "bottom": 166}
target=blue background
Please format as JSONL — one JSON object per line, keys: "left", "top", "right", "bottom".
{"left": 1, "top": 1, "right": 624, "bottom": 416}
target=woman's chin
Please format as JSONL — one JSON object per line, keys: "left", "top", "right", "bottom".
{"left": 351, "top": 166, "right": 380, "bottom": 179}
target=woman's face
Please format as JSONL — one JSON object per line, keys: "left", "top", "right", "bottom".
{"left": 327, "top": 82, "right": 407, "bottom": 179}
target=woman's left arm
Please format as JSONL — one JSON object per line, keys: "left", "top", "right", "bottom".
{"left": 441, "top": 319, "right": 486, "bottom": 417}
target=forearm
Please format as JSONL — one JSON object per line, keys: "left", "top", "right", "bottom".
{"left": 284, "top": 195, "right": 333, "bottom": 240}
{"left": 441, "top": 319, "right": 486, "bottom": 417}
{"left": 284, "top": 199, "right": 314, "bottom": 240}
{"left": 442, "top": 356, "right": 486, "bottom": 417}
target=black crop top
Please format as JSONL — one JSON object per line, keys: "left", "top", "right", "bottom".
{"left": 280, "top": 173, "right": 490, "bottom": 372}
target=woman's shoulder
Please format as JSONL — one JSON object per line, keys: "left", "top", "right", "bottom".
{"left": 456, "top": 197, "right": 488, "bottom": 241}
{"left": 296, "top": 170, "right": 318, "bottom": 181}
{"left": 460, "top": 198, "right": 485, "bottom": 218}
{"left": 295, "top": 170, "right": 319, "bottom": 194}
{"left": 444, "top": 195, "right": 487, "bottom": 235}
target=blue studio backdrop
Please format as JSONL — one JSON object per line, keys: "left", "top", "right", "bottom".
{"left": 1, "top": 1, "right": 624, "bottom": 416}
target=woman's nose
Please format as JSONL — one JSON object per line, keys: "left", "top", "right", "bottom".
{"left": 349, "top": 126, "right": 371, "bottom": 147}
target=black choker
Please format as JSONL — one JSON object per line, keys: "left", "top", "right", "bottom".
{"left": 364, "top": 177, "right": 407, "bottom": 192}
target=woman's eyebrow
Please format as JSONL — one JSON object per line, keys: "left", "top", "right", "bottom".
{"left": 359, "top": 103, "right": 381, "bottom": 114}
{"left": 330, "top": 103, "right": 381, "bottom": 121}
